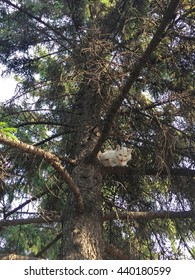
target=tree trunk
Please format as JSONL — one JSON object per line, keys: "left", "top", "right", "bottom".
{"left": 60, "top": 76, "right": 105, "bottom": 259}
{"left": 61, "top": 163, "right": 103, "bottom": 259}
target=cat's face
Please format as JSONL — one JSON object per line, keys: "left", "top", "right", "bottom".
{"left": 115, "top": 145, "right": 132, "bottom": 166}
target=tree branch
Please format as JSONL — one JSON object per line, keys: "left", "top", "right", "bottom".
{"left": 2, "top": 0, "right": 71, "bottom": 47}
{"left": 1, "top": 209, "right": 194, "bottom": 229}
{"left": 102, "top": 166, "right": 195, "bottom": 177}
{"left": 33, "top": 132, "right": 69, "bottom": 147}
{"left": 35, "top": 232, "right": 62, "bottom": 258}
{"left": 15, "top": 121, "right": 73, "bottom": 128}
{"left": 92, "top": 0, "right": 181, "bottom": 156}
{"left": 0, "top": 216, "right": 61, "bottom": 229}
{"left": 103, "top": 210, "right": 195, "bottom": 221}
{"left": 4, "top": 190, "right": 48, "bottom": 219}
{"left": 0, "top": 134, "right": 84, "bottom": 212}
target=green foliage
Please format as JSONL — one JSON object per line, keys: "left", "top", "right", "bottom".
{"left": 0, "top": 224, "right": 60, "bottom": 259}
{"left": 0, "top": 122, "right": 17, "bottom": 140}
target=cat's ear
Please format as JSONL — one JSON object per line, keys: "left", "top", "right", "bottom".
{"left": 116, "top": 144, "right": 121, "bottom": 150}
{"left": 127, "top": 148, "right": 133, "bottom": 153}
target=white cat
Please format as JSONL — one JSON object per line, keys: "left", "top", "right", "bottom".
{"left": 98, "top": 145, "right": 133, "bottom": 167}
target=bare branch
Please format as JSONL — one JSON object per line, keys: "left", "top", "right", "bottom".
{"left": 1, "top": 209, "right": 194, "bottom": 229}
{"left": 35, "top": 232, "right": 62, "bottom": 258}
{"left": 0, "top": 134, "right": 84, "bottom": 212}
{"left": 4, "top": 190, "right": 48, "bottom": 219}
{"left": 0, "top": 216, "right": 61, "bottom": 229}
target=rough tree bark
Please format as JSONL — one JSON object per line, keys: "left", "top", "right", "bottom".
{"left": 61, "top": 163, "right": 103, "bottom": 259}
{"left": 60, "top": 79, "right": 105, "bottom": 259}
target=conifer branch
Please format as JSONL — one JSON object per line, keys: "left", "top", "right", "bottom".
{"left": 92, "top": 0, "right": 181, "bottom": 155}
{"left": 0, "top": 134, "right": 84, "bottom": 212}
{"left": 104, "top": 210, "right": 195, "bottom": 221}
{"left": 102, "top": 166, "right": 195, "bottom": 177}
{"left": 2, "top": 0, "right": 70, "bottom": 44}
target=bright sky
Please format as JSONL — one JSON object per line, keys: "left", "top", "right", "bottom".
{"left": 0, "top": 75, "right": 17, "bottom": 102}
{"left": 0, "top": 63, "right": 17, "bottom": 102}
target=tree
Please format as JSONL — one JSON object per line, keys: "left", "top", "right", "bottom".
{"left": 0, "top": 0, "right": 195, "bottom": 260}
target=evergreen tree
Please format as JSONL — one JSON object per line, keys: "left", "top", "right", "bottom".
{"left": 0, "top": 0, "right": 195, "bottom": 259}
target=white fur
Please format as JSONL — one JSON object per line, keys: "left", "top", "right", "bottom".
{"left": 98, "top": 145, "right": 132, "bottom": 167}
